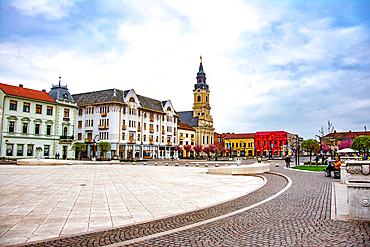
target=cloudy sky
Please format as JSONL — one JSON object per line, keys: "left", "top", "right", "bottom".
{"left": 1, "top": 0, "right": 369, "bottom": 139}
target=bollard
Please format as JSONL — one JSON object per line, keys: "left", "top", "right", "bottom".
{"left": 275, "top": 164, "right": 279, "bottom": 167}
{"left": 143, "top": 162, "right": 147, "bottom": 165}
{"left": 165, "top": 163, "right": 169, "bottom": 166}
{"left": 185, "top": 163, "right": 189, "bottom": 167}
{"left": 215, "top": 164, "right": 219, "bottom": 167}
{"left": 224, "top": 164, "right": 228, "bottom": 167}
{"left": 196, "top": 164, "right": 199, "bottom": 167}
{"left": 132, "top": 162, "right": 136, "bottom": 165}
{"left": 175, "top": 163, "right": 179, "bottom": 166}
{"left": 154, "top": 163, "right": 158, "bottom": 166}
{"left": 205, "top": 164, "right": 208, "bottom": 167}
{"left": 121, "top": 162, "right": 124, "bottom": 165}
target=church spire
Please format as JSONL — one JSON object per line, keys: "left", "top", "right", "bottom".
{"left": 195, "top": 56, "right": 208, "bottom": 90}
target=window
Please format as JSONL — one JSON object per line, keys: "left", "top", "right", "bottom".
{"left": 197, "top": 96, "right": 201, "bottom": 102}
{"left": 78, "top": 109, "right": 83, "bottom": 116}
{"left": 122, "top": 133, "right": 125, "bottom": 140}
{"left": 64, "top": 109, "right": 69, "bottom": 117}
{"left": 47, "top": 106, "right": 53, "bottom": 116}
{"left": 35, "top": 124, "right": 40, "bottom": 135}
{"left": 78, "top": 133, "right": 82, "bottom": 140}
{"left": 6, "top": 144, "right": 13, "bottom": 156}
{"left": 78, "top": 121, "right": 82, "bottom": 128}
{"left": 27, "top": 144, "right": 33, "bottom": 156}
{"left": 44, "top": 145, "right": 50, "bottom": 156}
{"left": 23, "top": 123, "right": 28, "bottom": 134}
{"left": 36, "top": 105, "right": 42, "bottom": 114}
{"left": 10, "top": 100, "right": 17, "bottom": 111}
{"left": 9, "top": 121, "right": 15, "bottom": 133}
{"left": 23, "top": 102, "right": 30, "bottom": 112}
{"left": 17, "top": 144, "right": 23, "bottom": 156}
{"left": 47, "top": 125, "right": 51, "bottom": 136}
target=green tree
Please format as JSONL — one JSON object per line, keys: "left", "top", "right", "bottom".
{"left": 98, "top": 142, "right": 111, "bottom": 159}
{"left": 351, "top": 135, "right": 370, "bottom": 156}
{"left": 301, "top": 139, "right": 320, "bottom": 164}
{"left": 71, "top": 142, "right": 87, "bottom": 160}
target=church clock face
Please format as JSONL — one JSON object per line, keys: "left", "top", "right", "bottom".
{"left": 197, "top": 89, "right": 200, "bottom": 92}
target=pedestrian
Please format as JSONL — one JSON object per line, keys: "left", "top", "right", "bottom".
{"left": 285, "top": 156, "right": 291, "bottom": 168}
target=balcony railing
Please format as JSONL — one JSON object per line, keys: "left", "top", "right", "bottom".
{"left": 150, "top": 117, "right": 154, "bottom": 122}
{"left": 137, "top": 127, "right": 141, "bottom": 132}
{"left": 60, "top": 135, "right": 74, "bottom": 141}
{"left": 63, "top": 117, "right": 70, "bottom": 122}
{"left": 167, "top": 142, "right": 172, "bottom": 146}
{"left": 122, "top": 125, "right": 127, "bottom": 130}
{"left": 149, "top": 129, "right": 154, "bottom": 133}
{"left": 98, "top": 125, "right": 109, "bottom": 129}
{"left": 128, "top": 139, "right": 136, "bottom": 144}
{"left": 85, "top": 138, "right": 92, "bottom": 142}
{"left": 149, "top": 141, "right": 154, "bottom": 145}
{"left": 162, "top": 130, "right": 165, "bottom": 134}
{"left": 101, "top": 112, "right": 107, "bottom": 117}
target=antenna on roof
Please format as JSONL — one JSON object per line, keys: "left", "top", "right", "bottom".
{"left": 113, "top": 88, "right": 116, "bottom": 97}
{"left": 59, "top": 76, "right": 61, "bottom": 87}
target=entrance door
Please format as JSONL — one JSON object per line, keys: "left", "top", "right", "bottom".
{"left": 63, "top": 146, "right": 67, "bottom": 159}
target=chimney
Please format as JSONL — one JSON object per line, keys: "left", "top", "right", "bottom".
{"left": 42, "top": 89, "right": 46, "bottom": 92}
{"left": 19, "top": 84, "right": 23, "bottom": 88}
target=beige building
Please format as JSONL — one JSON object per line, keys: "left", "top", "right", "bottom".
{"left": 178, "top": 56, "right": 214, "bottom": 147}
{"left": 178, "top": 122, "right": 196, "bottom": 158}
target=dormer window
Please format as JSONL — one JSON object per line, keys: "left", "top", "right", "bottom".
{"left": 63, "top": 93, "right": 68, "bottom": 99}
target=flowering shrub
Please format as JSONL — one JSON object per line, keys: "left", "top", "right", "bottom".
{"left": 338, "top": 139, "right": 353, "bottom": 150}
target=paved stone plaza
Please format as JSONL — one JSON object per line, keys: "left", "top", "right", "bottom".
{"left": 0, "top": 161, "right": 369, "bottom": 246}
{"left": 0, "top": 162, "right": 263, "bottom": 246}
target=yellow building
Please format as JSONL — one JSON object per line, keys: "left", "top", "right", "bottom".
{"left": 224, "top": 133, "right": 255, "bottom": 157}
{"left": 178, "top": 122, "right": 196, "bottom": 158}
{"left": 178, "top": 56, "right": 214, "bottom": 147}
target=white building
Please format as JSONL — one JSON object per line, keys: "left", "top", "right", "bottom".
{"left": 0, "top": 81, "right": 77, "bottom": 159}
{"left": 72, "top": 88, "right": 179, "bottom": 160}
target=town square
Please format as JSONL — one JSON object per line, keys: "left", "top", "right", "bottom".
{"left": 0, "top": 0, "right": 369, "bottom": 246}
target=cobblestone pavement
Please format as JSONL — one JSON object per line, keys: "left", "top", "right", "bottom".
{"left": 17, "top": 164, "right": 370, "bottom": 246}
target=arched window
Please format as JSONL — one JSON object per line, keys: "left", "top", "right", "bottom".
{"left": 197, "top": 96, "right": 201, "bottom": 102}
{"left": 63, "top": 127, "right": 68, "bottom": 137}
{"left": 167, "top": 107, "right": 171, "bottom": 111}
{"left": 206, "top": 96, "right": 208, "bottom": 102}
{"left": 129, "top": 97, "right": 135, "bottom": 102}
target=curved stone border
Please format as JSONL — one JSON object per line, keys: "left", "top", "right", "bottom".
{"left": 15, "top": 173, "right": 289, "bottom": 247}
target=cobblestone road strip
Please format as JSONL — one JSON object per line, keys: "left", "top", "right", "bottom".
{"left": 122, "top": 166, "right": 370, "bottom": 247}
{"left": 18, "top": 172, "right": 287, "bottom": 247}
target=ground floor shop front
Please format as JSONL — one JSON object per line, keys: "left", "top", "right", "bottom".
{"left": 83, "top": 143, "right": 179, "bottom": 160}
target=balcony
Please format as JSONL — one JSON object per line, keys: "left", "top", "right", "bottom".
{"left": 98, "top": 125, "right": 109, "bottom": 129}
{"left": 149, "top": 141, "right": 154, "bottom": 145}
{"left": 137, "top": 127, "right": 142, "bottom": 132}
{"left": 150, "top": 117, "right": 154, "bottom": 122}
{"left": 167, "top": 142, "right": 172, "bottom": 146}
{"left": 101, "top": 112, "right": 107, "bottom": 117}
{"left": 60, "top": 135, "right": 74, "bottom": 141}
{"left": 85, "top": 138, "right": 92, "bottom": 143}
{"left": 162, "top": 130, "right": 165, "bottom": 135}
{"left": 128, "top": 139, "right": 136, "bottom": 144}
{"left": 149, "top": 129, "right": 154, "bottom": 134}
{"left": 191, "top": 137, "right": 196, "bottom": 141}
{"left": 179, "top": 136, "right": 185, "bottom": 140}
{"left": 174, "top": 131, "right": 177, "bottom": 135}
{"left": 122, "top": 125, "right": 127, "bottom": 130}
{"left": 63, "top": 117, "right": 70, "bottom": 122}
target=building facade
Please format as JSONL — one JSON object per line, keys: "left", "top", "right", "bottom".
{"left": 178, "top": 56, "right": 214, "bottom": 147}
{"left": 0, "top": 81, "right": 77, "bottom": 159}
{"left": 178, "top": 122, "right": 196, "bottom": 158}
{"left": 224, "top": 133, "right": 255, "bottom": 157}
{"left": 254, "top": 131, "right": 290, "bottom": 157}
{"left": 73, "top": 88, "right": 179, "bottom": 160}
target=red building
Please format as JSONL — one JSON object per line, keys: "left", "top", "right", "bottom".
{"left": 254, "top": 131, "right": 289, "bottom": 157}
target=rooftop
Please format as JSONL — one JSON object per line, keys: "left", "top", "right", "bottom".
{"left": 0, "top": 83, "right": 55, "bottom": 103}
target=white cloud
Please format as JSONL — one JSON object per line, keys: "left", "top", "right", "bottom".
{"left": 10, "top": 0, "right": 73, "bottom": 20}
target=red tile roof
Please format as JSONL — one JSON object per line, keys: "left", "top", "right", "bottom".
{"left": 178, "top": 122, "right": 195, "bottom": 131}
{"left": 224, "top": 133, "right": 255, "bottom": 139}
{"left": 0, "top": 83, "right": 55, "bottom": 103}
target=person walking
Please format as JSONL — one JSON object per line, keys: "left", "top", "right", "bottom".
{"left": 285, "top": 156, "right": 291, "bottom": 168}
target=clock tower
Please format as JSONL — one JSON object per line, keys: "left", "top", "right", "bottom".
{"left": 192, "top": 56, "right": 214, "bottom": 146}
